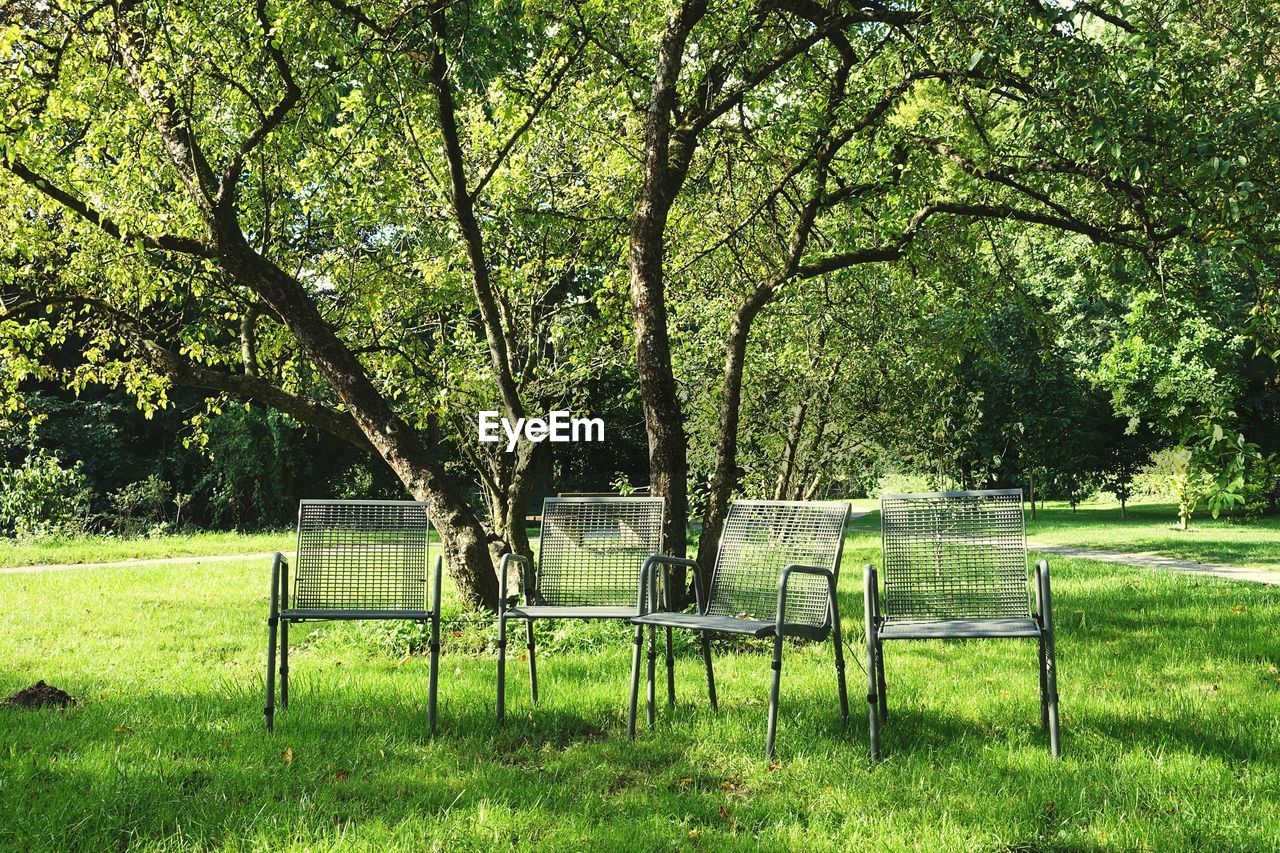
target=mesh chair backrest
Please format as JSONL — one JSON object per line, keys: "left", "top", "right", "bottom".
{"left": 534, "top": 497, "right": 665, "bottom": 606}
{"left": 293, "top": 500, "right": 431, "bottom": 611}
{"left": 706, "top": 501, "right": 850, "bottom": 626}
{"left": 880, "top": 489, "right": 1029, "bottom": 621}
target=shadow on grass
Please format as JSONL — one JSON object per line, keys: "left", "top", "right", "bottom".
{"left": 4, "top": 554, "right": 1280, "bottom": 848}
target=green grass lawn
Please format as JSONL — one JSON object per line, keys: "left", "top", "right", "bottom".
{"left": 0, "top": 530, "right": 293, "bottom": 569}
{"left": 841, "top": 497, "right": 1280, "bottom": 571}
{"left": 3, "top": 543, "right": 1278, "bottom": 849}
{"left": 1025, "top": 500, "right": 1280, "bottom": 569}
{"left": 4, "top": 497, "right": 1273, "bottom": 574}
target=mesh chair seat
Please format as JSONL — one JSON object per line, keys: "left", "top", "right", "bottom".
{"left": 505, "top": 605, "right": 638, "bottom": 620}
{"left": 264, "top": 500, "right": 441, "bottom": 734}
{"left": 866, "top": 489, "right": 1061, "bottom": 760}
{"left": 497, "top": 496, "right": 665, "bottom": 723}
{"left": 628, "top": 500, "right": 853, "bottom": 757}
{"left": 280, "top": 607, "right": 434, "bottom": 621}
{"left": 878, "top": 617, "right": 1042, "bottom": 640}
{"left": 632, "top": 611, "right": 776, "bottom": 638}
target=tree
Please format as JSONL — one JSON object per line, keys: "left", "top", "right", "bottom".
{"left": 593, "top": 0, "right": 1279, "bottom": 573}
{"left": 0, "top": 1, "right": 615, "bottom": 608}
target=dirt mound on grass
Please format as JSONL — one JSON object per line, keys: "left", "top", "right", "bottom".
{"left": 4, "top": 680, "right": 75, "bottom": 709}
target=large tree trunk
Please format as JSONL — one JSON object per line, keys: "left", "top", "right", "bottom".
{"left": 481, "top": 438, "right": 542, "bottom": 597}
{"left": 773, "top": 402, "right": 808, "bottom": 501}
{"left": 697, "top": 285, "right": 773, "bottom": 582}
{"left": 628, "top": 1, "right": 706, "bottom": 568}
{"left": 219, "top": 236, "right": 500, "bottom": 609}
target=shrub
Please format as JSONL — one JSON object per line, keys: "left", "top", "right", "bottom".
{"left": 0, "top": 449, "right": 93, "bottom": 538}
{"left": 106, "top": 474, "right": 172, "bottom": 536}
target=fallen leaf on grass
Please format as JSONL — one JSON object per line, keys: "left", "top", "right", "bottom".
{"left": 281, "top": 747, "right": 293, "bottom": 763}
{"left": 767, "top": 762, "right": 780, "bottom": 772}
{"left": 112, "top": 726, "right": 133, "bottom": 734}
{"left": 335, "top": 770, "right": 350, "bottom": 781}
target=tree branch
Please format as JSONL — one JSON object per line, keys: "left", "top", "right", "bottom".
{"left": 2, "top": 155, "right": 210, "bottom": 256}
{"left": 218, "top": 0, "right": 303, "bottom": 208}
{"left": 471, "top": 40, "right": 581, "bottom": 200}
{"left": 171, "top": 360, "right": 372, "bottom": 451}
{"left": 795, "top": 197, "right": 1150, "bottom": 278}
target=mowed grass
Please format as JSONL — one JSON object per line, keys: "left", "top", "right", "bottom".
{"left": 0, "top": 531, "right": 293, "bottom": 569}
{"left": 2, "top": 542, "right": 1279, "bottom": 850}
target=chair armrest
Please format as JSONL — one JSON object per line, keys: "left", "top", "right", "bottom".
{"left": 775, "top": 564, "right": 837, "bottom": 629}
{"left": 268, "top": 552, "right": 285, "bottom": 622}
{"left": 1034, "top": 559, "right": 1054, "bottom": 633}
{"left": 431, "top": 554, "right": 443, "bottom": 617}
{"left": 498, "top": 553, "right": 533, "bottom": 611}
{"left": 637, "top": 555, "right": 703, "bottom": 616}
{"left": 863, "top": 564, "right": 880, "bottom": 636}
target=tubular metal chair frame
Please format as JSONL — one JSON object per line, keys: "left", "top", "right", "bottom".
{"left": 496, "top": 496, "right": 665, "bottom": 723}
{"left": 265, "top": 500, "right": 441, "bottom": 733}
{"left": 866, "top": 488, "right": 1061, "bottom": 759}
{"left": 627, "top": 500, "right": 852, "bottom": 757}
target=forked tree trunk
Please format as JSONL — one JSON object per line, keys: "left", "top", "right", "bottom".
{"left": 483, "top": 439, "right": 542, "bottom": 596}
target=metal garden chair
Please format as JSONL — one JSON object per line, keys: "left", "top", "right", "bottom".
{"left": 497, "top": 496, "right": 665, "bottom": 722}
{"left": 627, "top": 500, "right": 851, "bottom": 757}
{"left": 865, "top": 489, "right": 1061, "bottom": 759}
{"left": 265, "top": 500, "right": 441, "bottom": 732}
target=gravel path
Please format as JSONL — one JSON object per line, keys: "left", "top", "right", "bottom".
{"left": 0, "top": 551, "right": 283, "bottom": 575}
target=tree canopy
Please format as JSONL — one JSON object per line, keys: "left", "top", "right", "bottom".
{"left": 2, "top": 0, "right": 1277, "bottom": 609}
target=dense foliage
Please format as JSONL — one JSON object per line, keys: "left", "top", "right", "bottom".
{"left": 1, "top": 0, "right": 1277, "bottom": 605}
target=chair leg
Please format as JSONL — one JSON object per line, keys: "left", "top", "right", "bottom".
{"left": 526, "top": 619, "right": 539, "bottom": 705}
{"left": 627, "top": 625, "right": 644, "bottom": 740}
{"left": 646, "top": 625, "right": 657, "bottom": 726}
{"left": 875, "top": 641, "right": 887, "bottom": 724}
{"left": 428, "top": 614, "right": 440, "bottom": 734}
{"left": 1044, "top": 627, "right": 1062, "bottom": 759}
{"left": 832, "top": 629, "right": 849, "bottom": 725}
{"left": 867, "top": 632, "right": 881, "bottom": 761}
{"left": 279, "top": 620, "right": 290, "bottom": 710}
{"left": 265, "top": 614, "right": 278, "bottom": 732}
{"left": 830, "top": 591, "right": 849, "bottom": 724}
{"left": 264, "top": 556, "right": 280, "bottom": 732}
{"left": 1037, "top": 560, "right": 1062, "bottom": 759}
{"left": 665, "top": 627, "right": 676, "bottom": 707}
{"left": 279, "top": 558, "right": 290, "bottom": 710}
{"left": 765, "top": 631, "right": 784, "bottom": 758}
{"left": 700, "top": 631, "right": 717, "bottom": 711}
{"left": 1038, "top": 634, "right": 1049, "bottom": 730}
{"left": 496, "top": 612, "right": 508, "bottom": 724}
